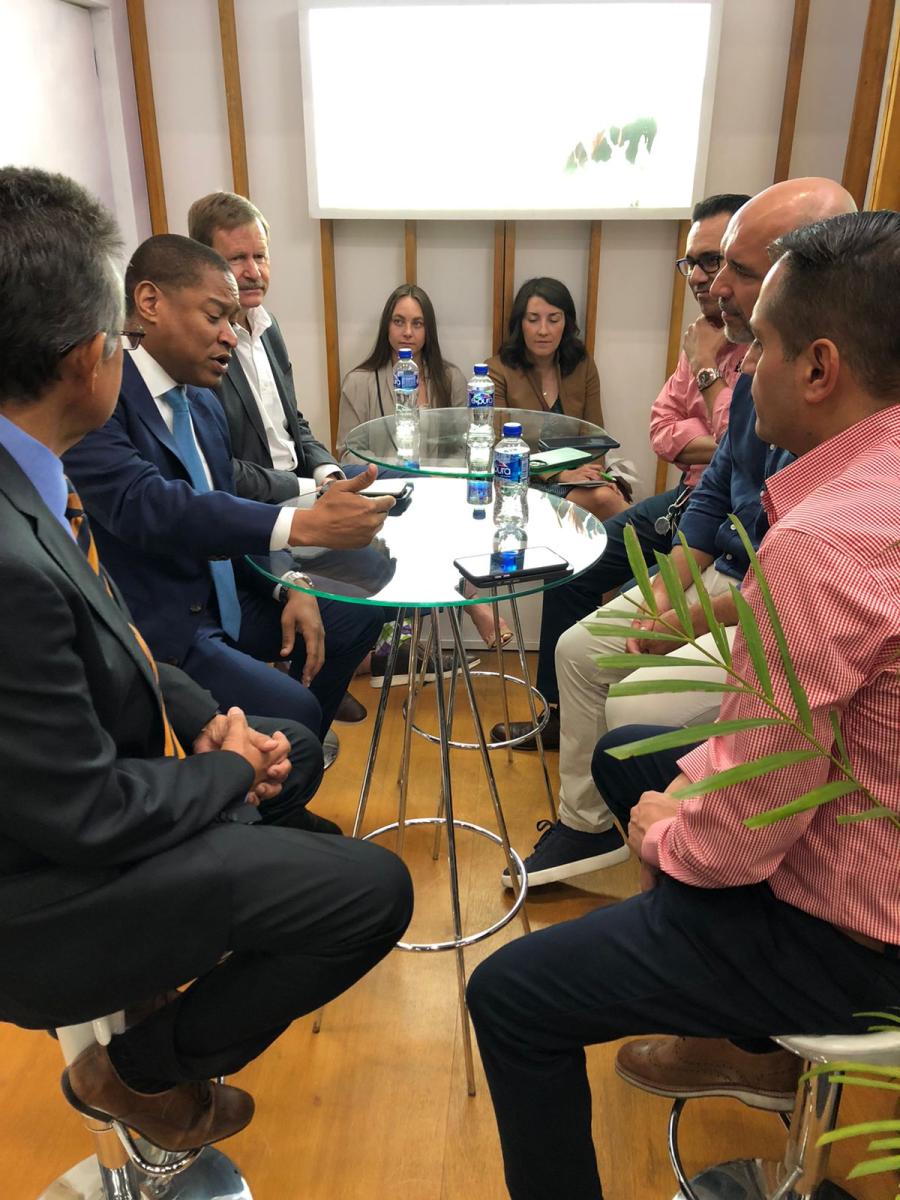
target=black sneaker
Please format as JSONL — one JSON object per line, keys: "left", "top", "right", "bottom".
{"left": 501, "top": 820, "right": 630, "bottom": 888}
{"left": 369, "top": 643, "right": 480, "bottom": 688}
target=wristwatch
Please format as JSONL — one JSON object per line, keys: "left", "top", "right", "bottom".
{"left": 276, "top": 570, "right": 315, "bottom": 604}
{"left": 695, "top": 366, "right": 723, "bottom": 392}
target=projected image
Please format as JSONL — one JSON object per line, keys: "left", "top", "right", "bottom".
{"left": 300, "top": 2, "right": 718, "bottom": 218}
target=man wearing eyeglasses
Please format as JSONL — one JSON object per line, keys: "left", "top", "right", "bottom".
{"left": 649, "top": 193, "right": 749, "bottom": 489}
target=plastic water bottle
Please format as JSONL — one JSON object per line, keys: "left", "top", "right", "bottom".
{"left": 493, "top": 421, "right": 529, "bottom": 566}
{"left": 466, "top": 364, "right": 495, "bottom": 505}
{"left": 393, "top": 348, "right": 420, "bottom": 464}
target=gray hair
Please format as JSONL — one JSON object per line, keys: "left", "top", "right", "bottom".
{"left": 0, "top": 166, "right": 123, "bottom": 406}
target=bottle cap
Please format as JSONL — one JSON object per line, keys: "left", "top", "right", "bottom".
{"left": 502, "top": 422, "right": 523, "bottom": 437}
{"left": 472, "top": 507, "right": 486, "bottom": 519}
{"left": 397, "top": 348, "right": 413, "bottom": 360}
{"left": 473, "top": 363, "right": 488, "bottom": 375}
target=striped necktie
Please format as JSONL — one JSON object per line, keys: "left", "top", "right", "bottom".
{"left": 65, "top": 480, "right": 185, "bottom": 760}
{"left": 164, "top": 385, "right": 242, "bottom": 641}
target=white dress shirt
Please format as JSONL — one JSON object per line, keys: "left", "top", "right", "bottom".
{"left": 234, "top": 307, "right": 342, "bottom": 505}
{"left": 128, "top": 345, "right": 295, "bottom": 550}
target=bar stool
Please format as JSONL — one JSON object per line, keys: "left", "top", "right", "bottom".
{"left": 646, "top": 1031, "right": 900, "bottom": 1200}
{"left": 39, "top": 1012, "right": 252, "bottom": 1199}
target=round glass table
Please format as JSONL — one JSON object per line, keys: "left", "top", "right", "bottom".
{"left": 247, "top": 478, "right": 606, "bottom": 1095}
{"left": 342, "top": 406, "right": 611, "bottom": 477}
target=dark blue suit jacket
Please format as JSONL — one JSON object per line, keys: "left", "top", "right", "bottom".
{"left": 63, "top": 355, "right": 285, "bottom": 665}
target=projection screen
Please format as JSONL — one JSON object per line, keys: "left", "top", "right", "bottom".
{"left": 299, "top": 0, "right": 722, "bottom": 219}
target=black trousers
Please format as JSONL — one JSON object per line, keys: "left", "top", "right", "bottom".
{"left": 16, "top": 717, "right": 411, "bottom": 1084}
{"left": 467, "top": 726, "right": 900, "bottom": 1200}
{"left": 535, "top": 488, "right": 678, "bottom": 706}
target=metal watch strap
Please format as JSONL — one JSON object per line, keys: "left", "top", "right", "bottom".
{"left": 277, "top": 571, "right": 314, "bottom": 603}
{"left": 695, "top": 366, "right": 722, "bottom": 392}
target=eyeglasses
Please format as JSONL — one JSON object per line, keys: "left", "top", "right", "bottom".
{"left": 121, "top": 329, "right": 145, "bottom": 351}
{"left": 675, "top": 252, "right": 723, "bottom": 278}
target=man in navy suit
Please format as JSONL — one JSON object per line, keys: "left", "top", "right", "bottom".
{"left": 63, "top": 234, "right": 391, "bottom": 738}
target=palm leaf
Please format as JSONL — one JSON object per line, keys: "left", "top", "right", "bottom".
{"left": 654, "top": 550, "right": 694, "bottom": 637}
{"left": 836, "top": 806, "right": 894, "bottom": 825}
{"left": 829, "top": 709, "right": 851, "bottom": 769}
{"left": 674, "top": 749, "right": 821, "bottom": 799}
{"left": 854, "top": 1011, "right": 900, "bottom": 1025}
{"left": 848, "top": 1154, "right": 900, "bottom": 1179}
{"left": 743, "top": 779, "right": 861, "bottom": 827}
{"left": 609, "top": 679, "right": 743, "bottom": 698}
{"left": 731, "top": 583, "right": 774, "bottom": 701}
{"left": 603, "top": 717, "right": 782, "bottom": 759}
{"left": 623, "top": 522, "right": 658, "bottom": 614}
{"left": 731, "top": 516, "right": 813, "bottom": 733}
{"left": 677, "top": 531, "right": 733, "bottom": 667}
{"left": 865, "top": 1138, "right": 900, "bottom": 1150}
{"left": 588, "top": 624, "right": 689, "bottom": 643}
{"left": 819, "top": 1119, "right": 900, "bottom": 1146}
{"left": 593, "top": 653, "right": 727, "bottom": 672}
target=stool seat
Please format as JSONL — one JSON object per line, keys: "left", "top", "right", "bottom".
{"left": 775, "top": 1030, "right": 900, "bottom": 1065}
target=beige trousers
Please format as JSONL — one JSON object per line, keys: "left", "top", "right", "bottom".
{"left": 555, "top": 565, "right": 736, "bottom": 833}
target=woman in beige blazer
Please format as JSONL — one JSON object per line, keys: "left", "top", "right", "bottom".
{"left": 337, "top": 284, "right": 467, "bottom": 456}
{"left": 338, "top": 284, "right": 510, "bottom": 650}
{"left": 487, "top": 278, "right": 635, "bottom": 519}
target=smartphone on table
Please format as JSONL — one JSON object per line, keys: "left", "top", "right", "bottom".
{"left": 454, "top": 546, "right": 571, "bottom": 587}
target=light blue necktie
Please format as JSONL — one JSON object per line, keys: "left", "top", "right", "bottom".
{"left": 165, "top": 386, "right": 242, "bottom": 641}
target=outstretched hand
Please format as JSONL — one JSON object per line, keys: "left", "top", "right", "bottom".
{"left": 289, "top": 465, "right": 394, "bottom": 549}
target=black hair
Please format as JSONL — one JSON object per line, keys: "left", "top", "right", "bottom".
{"left": 0, "top": 167, "right": 122, "bottom": 405}
{"left": 124, "top": 234, "right": 231, "bottom": 315}
{"left": 691, "top": 193, "right": 751, "bottom": 223}
{"left": 767, "top": 210, "right": 900, "bottom": 400}
{"left": 499, "top": 277, "right": 586, "bottom": 377}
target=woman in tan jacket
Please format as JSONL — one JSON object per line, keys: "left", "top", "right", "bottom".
{"left": 337, "top": 284, "right": 467, "bottom": 456}
{"left": 339, "top": 284, "right": 510, "bottom": 652}
{"left": 487, "top": 278, "right": 633, "bottom": 519}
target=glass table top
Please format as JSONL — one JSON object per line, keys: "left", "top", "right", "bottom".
{"left": 342, "top": 406, "right": 609, "bottom": 478}
{"left": 246, "top": 476, "right": 607, "bottom": 609}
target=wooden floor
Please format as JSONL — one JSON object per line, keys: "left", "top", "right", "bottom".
{"left": 6, "top": 657, "right": 894, "bottom": 1199}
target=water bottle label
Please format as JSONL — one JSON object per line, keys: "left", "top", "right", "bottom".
{"left": 468, "top": 389, "right": 494, "bottom": 408}
{"left": 394, "top": 368, "right": 418, "bottom": 391}
{"left": 494, "top": 454, "right": 527, "bottom": 484}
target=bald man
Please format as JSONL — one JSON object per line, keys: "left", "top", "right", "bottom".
{"left": 506, "top": 179, "right": 857, "bottom": 893}
{"left": 469, "top": 179, "right": 860, "bottom": 1200}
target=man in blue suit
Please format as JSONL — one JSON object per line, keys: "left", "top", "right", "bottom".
{"left": 63, "top": 234, "right": 391, "bottom": 738}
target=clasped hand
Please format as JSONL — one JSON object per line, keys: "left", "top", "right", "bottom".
{"left": 194, "top": 708, "right": 292, "bottom": 806}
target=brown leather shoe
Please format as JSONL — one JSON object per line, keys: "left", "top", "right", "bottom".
{"left": 489, "top": 708, "right": 560, "bottom": 751}
{"left": 334, "top": 691, "right": 367, "bottom": 723}
{"left": 615, "top": 1036, "right": 801, "bottom": 1112}
{"left": 61, "top": 1042, "right": 254, "bottom": 1150}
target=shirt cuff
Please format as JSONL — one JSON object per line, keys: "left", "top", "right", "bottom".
{"left": 641, "top": 816, "right": 675, "bottom": 869}
{"left": 294, "top": 476, "right": 318, "bottom": 508}
{"left": 314, "top": 464, "right": 343, "bottom": 485}
{"left": 269, "top": 507, "right": 295, "bottom": 551}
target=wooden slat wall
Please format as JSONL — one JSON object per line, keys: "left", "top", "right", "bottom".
{"left": 320, "top": 220, "right": 342, "bottom": 451}
{"left": 125, "top": 0, "right": 167, "bottom": 234}
{"left": 870, "top": 9, "right": 900, "bottom": 209}
{"left": 773, "top": 0, "right": 811, "bottom": 183}
{"left": 654, "top": 219, "right": 691, "bottom": 495}
{"left": 217, "top": 0, "right": 250, "bottom": 198}
{"left": 842, "top": 0, "right": 896, "bottom": 208}
{"left": 404, "top": 221, "right": 417, "bottom": 284}
{"left": 491, "top": 220, "right": 518, "bottom": 354}
{"left": 583, "top": 221, "right": 604, "bottom": 426}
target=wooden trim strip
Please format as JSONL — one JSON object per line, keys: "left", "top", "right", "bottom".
{"left": 583, "top": 221, "right": 602, "bottom": 361}
{"left": 320, "top": 220, "right": 342, "bottom": 452}
{"left": 125, "top": 0, "right": 167, "bottom": 233}
{"left": 217, "top": 0, "right": 250, "bottom": 198}
{"left": 773, "top": 0, "right": 810, "bottom": 183}
{"left": 655, "top": 219, "right": 691, "bottom": 495}
{"left": 502, "top": 221, "right": 516, "bottom": 340}
{"left": 404, "top": 220, "right": 417, "bottom": 284}
{"left": 842, "top": 0, "right": 895, "bottom": 208}
{"left": 492, "top": 220, "right": 506, "bottom": 352}
{"left": 871, "top": 10, "right": 900, "bottom": 209}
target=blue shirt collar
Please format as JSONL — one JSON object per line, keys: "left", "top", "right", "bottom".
{"left": 0, "top": 411, "right": 71, "bottom": 534}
